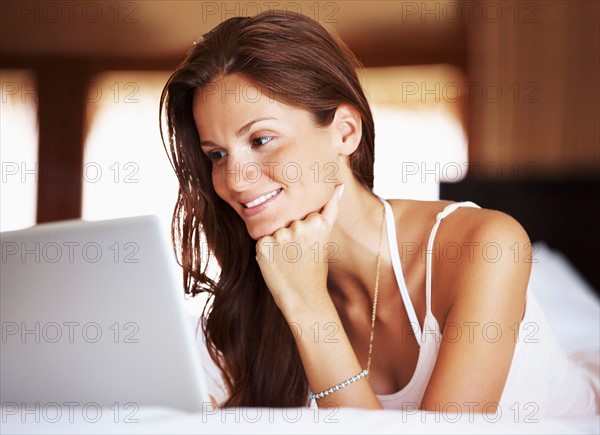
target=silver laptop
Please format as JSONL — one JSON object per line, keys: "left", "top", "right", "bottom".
{"left": 1, "top": 215, "right": 209, "bottom": 412}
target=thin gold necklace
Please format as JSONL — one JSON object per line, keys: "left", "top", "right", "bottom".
{"left": 366, "top": 202, "right": 385, "bottom": 378}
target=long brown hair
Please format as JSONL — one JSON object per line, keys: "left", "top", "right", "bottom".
{"left": 160, "top": 10, "right": 375, "bottom": 407}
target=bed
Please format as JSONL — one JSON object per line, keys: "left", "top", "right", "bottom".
{"left": 3, "top": 234, "right": 598, "bottom": 434}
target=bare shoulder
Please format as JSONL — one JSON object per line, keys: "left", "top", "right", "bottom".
{"left": 387, "top": 198, "right": 532, "bottom": 323}
{"left": 433, "top": 201, "right": 532, "bottom": 319}
{"left": 434, "top": 201, "right": 532, "bottom": 258}
{"left": 386, "top": 198, "right": 531, "bottom": 252}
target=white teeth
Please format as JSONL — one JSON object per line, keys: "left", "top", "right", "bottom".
{"left": 244, "top": 189, "right": 281, "bottom": 208}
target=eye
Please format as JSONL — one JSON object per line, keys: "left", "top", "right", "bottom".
{"left": 251, "top": 136, "right": 273, "bottom": 147}
{"left": 206, "top": 149, "right": 227, "bottom": 162}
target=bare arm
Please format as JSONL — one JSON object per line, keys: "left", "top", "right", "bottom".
{"left": 420, "top": 209, "right": 532, "bottom": 413}
{"left": 279, "top": 291, "right": 382, "bottom": 408}
{"left": 256, "top": 184, "right": 382, "bottom": 409}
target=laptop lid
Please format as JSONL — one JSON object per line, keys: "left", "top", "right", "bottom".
{"left": 1, "top": 215, "right": 209, "bottom": 412}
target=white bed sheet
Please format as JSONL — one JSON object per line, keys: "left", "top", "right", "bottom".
{"left": 528, "top": 242, "right": 600, "bottom": 355}
{"left": 1, "top": 405, "right": 598, "bottom": 434}
{"left": 2, "top": 242, "right": 599, "bottom": 434}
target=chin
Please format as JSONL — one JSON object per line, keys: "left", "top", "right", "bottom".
{"left": 246, "top": 217, "right": 291, "bottom": 240}
{"left": 244, "top": 204, "right": 315, "bottom": 240}
{"left": 246, "top": 223, "right": 276, "bottom": 241}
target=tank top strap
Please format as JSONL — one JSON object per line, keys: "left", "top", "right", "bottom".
{"left": 379, "top": 198, "right": 424, "bottom": 345}
{"left": 425, "top": 201, "right": 481, "bottom": 313}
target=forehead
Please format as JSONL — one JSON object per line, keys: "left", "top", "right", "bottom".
{"left": 193, "top": 73, "right": 309, "bottom": 137}
{"left": 193, "top": 74, "right": 275, "bottom": 129}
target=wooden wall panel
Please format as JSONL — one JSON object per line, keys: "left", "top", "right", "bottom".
{"left": 35, "top": 62, "right": 89, "bottom": 223}
{"left": 467, "top": 0, "right": 599, "bottom": 179}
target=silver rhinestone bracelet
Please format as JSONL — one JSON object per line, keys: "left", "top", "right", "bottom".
{"left": 309, "top": 369, "right": 369, "bottom": 401}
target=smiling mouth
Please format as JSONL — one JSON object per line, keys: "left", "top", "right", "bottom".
{"left": 242, "top": 188, "right": 283, "bottom": 208}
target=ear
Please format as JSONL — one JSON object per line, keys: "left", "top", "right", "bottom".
{"left": 333, "top": 103, "right": 363, "bottom": 156}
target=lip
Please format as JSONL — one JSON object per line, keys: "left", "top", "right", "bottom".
{"left": 240, "top": 188, "right": 282, "bottom": 218}
{"left": 238, "top": 188, "right": 282, "bottom": 205}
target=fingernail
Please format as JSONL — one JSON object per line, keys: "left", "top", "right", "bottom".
{"left": 338, "top": 184, "right": 345, "bottom": 200}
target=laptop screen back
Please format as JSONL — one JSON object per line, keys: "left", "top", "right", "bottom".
{"left": 1, "top": 216, "right": 209, "bottom": 412}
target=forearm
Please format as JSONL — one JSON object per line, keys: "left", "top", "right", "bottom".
{"left": 281, "top": 294, "right": 382, "bottom": 409}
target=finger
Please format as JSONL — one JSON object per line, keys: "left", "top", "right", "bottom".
{"left": 320, "top": 183, "right": 344, "bottom": 228}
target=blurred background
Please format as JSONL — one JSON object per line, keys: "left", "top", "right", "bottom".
{"left": 1, "top": 0, "right": 598, "bottom": 292}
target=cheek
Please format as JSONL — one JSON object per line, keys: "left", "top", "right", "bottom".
{"left": 211, "top": 169, "right": 227, "bottom": 198}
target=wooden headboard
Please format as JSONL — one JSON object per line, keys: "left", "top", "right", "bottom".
{"left": 440, "top": 179, "right": 600, "bottom": 296}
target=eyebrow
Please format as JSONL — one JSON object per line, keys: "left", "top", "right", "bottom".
{"left": 200, "top": 117, "right": 276, "bottom": 148}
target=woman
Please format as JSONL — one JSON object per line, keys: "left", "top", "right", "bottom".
{"left": 160, "top": 11, "right": 598, "bottom": 415}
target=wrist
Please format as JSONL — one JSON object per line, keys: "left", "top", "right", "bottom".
{"left": 277, "top": 288, "right": 336, "bottom": 321}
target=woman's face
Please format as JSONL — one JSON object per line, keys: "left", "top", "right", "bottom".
{"left": 193, "top": 73, "right": 346, "bottom": 240}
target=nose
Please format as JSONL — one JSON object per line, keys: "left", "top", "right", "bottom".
{"left": 215, "top": 151, "right": 263, "bottom": 192}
